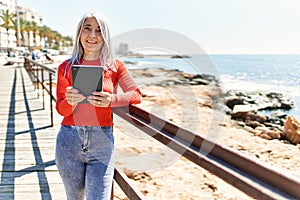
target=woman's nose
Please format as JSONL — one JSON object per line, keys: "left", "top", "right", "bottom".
{"left": 88, "top": 30, "right": 96, "bottom": 37}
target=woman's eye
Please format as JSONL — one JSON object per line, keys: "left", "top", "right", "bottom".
{"left": 82, "top": 27, "right": 101, "bottom": 35}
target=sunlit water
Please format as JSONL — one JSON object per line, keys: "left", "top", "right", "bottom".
{"left": 123, "top": 54, "right": 300, "bottom": 119}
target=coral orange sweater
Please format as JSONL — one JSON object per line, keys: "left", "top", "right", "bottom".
{"left": 56, "top": 58, "right": 141, "bottom": 126}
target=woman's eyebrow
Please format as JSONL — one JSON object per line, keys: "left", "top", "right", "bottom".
{"left": 83, "top": 24, "right": 100, "bottom": 29}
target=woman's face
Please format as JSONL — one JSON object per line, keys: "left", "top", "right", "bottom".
{"left": 80, "top": 17, "right": 104, "bottom": 58}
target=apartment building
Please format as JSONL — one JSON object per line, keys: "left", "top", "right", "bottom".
{"left": 0, "top": 0, "right": 43, "bottom": 52}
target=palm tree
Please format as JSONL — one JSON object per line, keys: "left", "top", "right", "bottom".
{"left": 38, "top": 25, "right": 53, "bottom": 48}
{"left": 24, "top": 21, "right": 32, "bottom": 47}
{"left": 52, "top": 30, "right": 62, "bottom": 47}
{"left": 11, "top": 18, "right": 26, "bottom": 47}
{"left": 62, "top": 36, "right": 73, "bottom": 47}
{"left": 30, "top": 21, "right": 39, "bottom": 46}
{"left": 0, "top": 9, "right": 14, "bottom": 50}
{"left": 1, "top": 8, "right": 73, "bottom": 51}
{"left": 24, "top": 21, "right": 39, "bottom": 47}
{"left": 38, "top": 25, "right": 47, "bottom": 47}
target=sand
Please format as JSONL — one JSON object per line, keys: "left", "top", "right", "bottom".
{"left": 111, "top": 68, "right": 300, "bottom": 200}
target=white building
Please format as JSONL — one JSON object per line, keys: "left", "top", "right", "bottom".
{"left": 0, "top": 0, "right": 16, "bottom": 51}
{"left": 116, "top": 43, "right": 129, "bottom": 55}
{"left": 18, "top": 6, "right": 43, "bottom": 47}
{"left": 0, "top": 0, "right": 43, "bottom": 52}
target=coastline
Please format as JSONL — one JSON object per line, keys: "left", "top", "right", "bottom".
{"left": 219, "top": 75, "right": 300, "bottom": 120}
{"left": 33, "top": 55, "right": 300, "bottom": 199}
{"left": 112, "top": 67, "right": 300, "bottom": 199}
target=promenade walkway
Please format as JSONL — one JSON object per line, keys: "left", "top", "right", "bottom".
{"left": 0, "top": 64, "right": 65, "bottom": 199}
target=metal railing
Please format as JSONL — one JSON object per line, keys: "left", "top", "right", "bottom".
{"left": 113, "top": 105, "right": 300, "bottom": 200}
{"left": 24, "top": 57, "right": 56, "bottom": 126}
{"left": 23, "top": 57, "right": 300, "bottom": 200}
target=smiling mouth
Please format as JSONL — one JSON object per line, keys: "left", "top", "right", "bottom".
{"left": 87, "top": 40, "right": 97, "bottom": 44}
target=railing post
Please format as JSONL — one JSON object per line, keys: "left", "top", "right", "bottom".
{"left": 49, "top": 74, "right": 54, "bottom": 127}
{"left": 36, "top": 66, "right": 40, "bottom": 98}
{"left": 41, "top": 68, "right": 45, "bottom": 109}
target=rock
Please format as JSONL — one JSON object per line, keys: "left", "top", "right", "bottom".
{"left": 225, "top": 90, "right": 295, "bottom": 111}
{"left": 190, "top": 78, "right": 210, "bottom": 85}
{"left": 232, "top": 104, "right": 258, "bottom": 114}
{"left": 262, "top": 129, "right": 281, "bottom": 140}
{"left": 264, "top": 122, "right": 284, "bottom": 131}
{"left": 260, "top": 133, "right": 272, "bottom": 140}
{"left": 243, "top": 125, "right": 254, "bottom": 132}
{"left": 266, "top": 117, "right": 284, "bottom": 126}
{"left": 225, "top": 90, "right": 294, "bottom": 143}
{"left": 281, "top": 97, "right": 295, "bottom": 109}
{"left": 186, "top": 74, "right": 219, "bottom": 86}
{"left": 232, "top": 109, "right": 267, "bottom": 124}
{"left": 226, "top": 98, "right": 244, "bottom": 110}
{"left": 253, "top": 127, "right": 282, "bottom": 140}
{"left": 231, "top": 111, "right": 250, "bottom": 120}
{"left": 270, "top": 111, "right": 287, "bottom": 119}
{"left": 245, "top": 120, "right": 264, "bottom": 129}
{"left": 284, "top": 116, "right": 300, "bottom": 144}
{"left": 245, "top": 113, "right": 267, "bottom": 124}
{"left": 170, "top": 55, "right": 190, "bottom": 58}
{"left": 236, "top": 121, "right": 246, "bottom": 127}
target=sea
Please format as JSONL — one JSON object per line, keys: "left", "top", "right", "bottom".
{"left": 122, "top": 54, "right": 300, "bottom": 120}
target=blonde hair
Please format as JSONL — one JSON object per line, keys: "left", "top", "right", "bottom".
{"left": 68, "top": 10, "right": 114, "bottom": 70}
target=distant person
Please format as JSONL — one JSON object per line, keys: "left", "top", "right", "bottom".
{"left": 7, "top": 50, "right": 12, "bottom": 57}
{"left": 31, "top": 48, "right": 37, "bottom": 60}
{"left": 45, "top": 53, "right": 54, "bottom": 63}
{"left": 55, "top": 10, "right": 142, "bottom": 200}
{"left": 24, "top": 49, "right": 30, "bottom": 57}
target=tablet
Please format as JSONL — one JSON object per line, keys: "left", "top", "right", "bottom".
{"left": 72, "top": 65, "right": 104, "bottom": 103}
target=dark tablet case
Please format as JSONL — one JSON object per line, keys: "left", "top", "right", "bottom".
{"left": 72, "top": 65, "right": 104, "bottom": 103}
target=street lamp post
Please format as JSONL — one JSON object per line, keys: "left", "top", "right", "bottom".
{"left": 15, "top": 0, "right": 21, "bottom": 48}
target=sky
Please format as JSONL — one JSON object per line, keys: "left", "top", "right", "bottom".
{"left": 18, "top": 0, "right": 300, "bottom": 54}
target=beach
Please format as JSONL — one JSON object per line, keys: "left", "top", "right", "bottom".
{"left": 40, "top": 55, "right": 300, "bottom": 199}
{"left": 111, "top": 67, "right": 300, "bottom": 199}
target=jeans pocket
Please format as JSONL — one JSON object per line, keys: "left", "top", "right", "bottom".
{"left": 56, "top": 125, "right": 81, "bottom": 152}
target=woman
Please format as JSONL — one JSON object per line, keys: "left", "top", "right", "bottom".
{"left": 55, "top": 10, "right": 141, "bottom": 200}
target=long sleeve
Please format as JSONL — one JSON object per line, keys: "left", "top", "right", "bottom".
{"left": 110, "top": 60, "right": 141, "bottom": 107}
{"left": 55, "top": 61, "right": 74, "bottom": 117}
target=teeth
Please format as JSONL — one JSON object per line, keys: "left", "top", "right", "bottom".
{"left": 87, "top": 40, "right": 96, "bottom": 44}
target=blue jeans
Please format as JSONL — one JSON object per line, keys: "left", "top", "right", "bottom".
{"left": 55, "top": 125, "right": 114, "bottom": 200}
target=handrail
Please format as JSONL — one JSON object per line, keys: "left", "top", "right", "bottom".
{"left": 22, "top": 57, "right": 146, "bottom": 200}
{"left": 114, "top": 168, "right": 146, "bottom": 200}
{"left": 24, "top": 57, "right": 56, "bottom": 126}
{"left": 113, "top": 105, "right": 300, "bottom": 200}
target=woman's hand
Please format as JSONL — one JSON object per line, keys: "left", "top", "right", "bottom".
{"left": 87, "top": 91, "right": 112, "bottom": 107}
{"left": 65, "top": 86, "right": 86, "bottom": 105}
